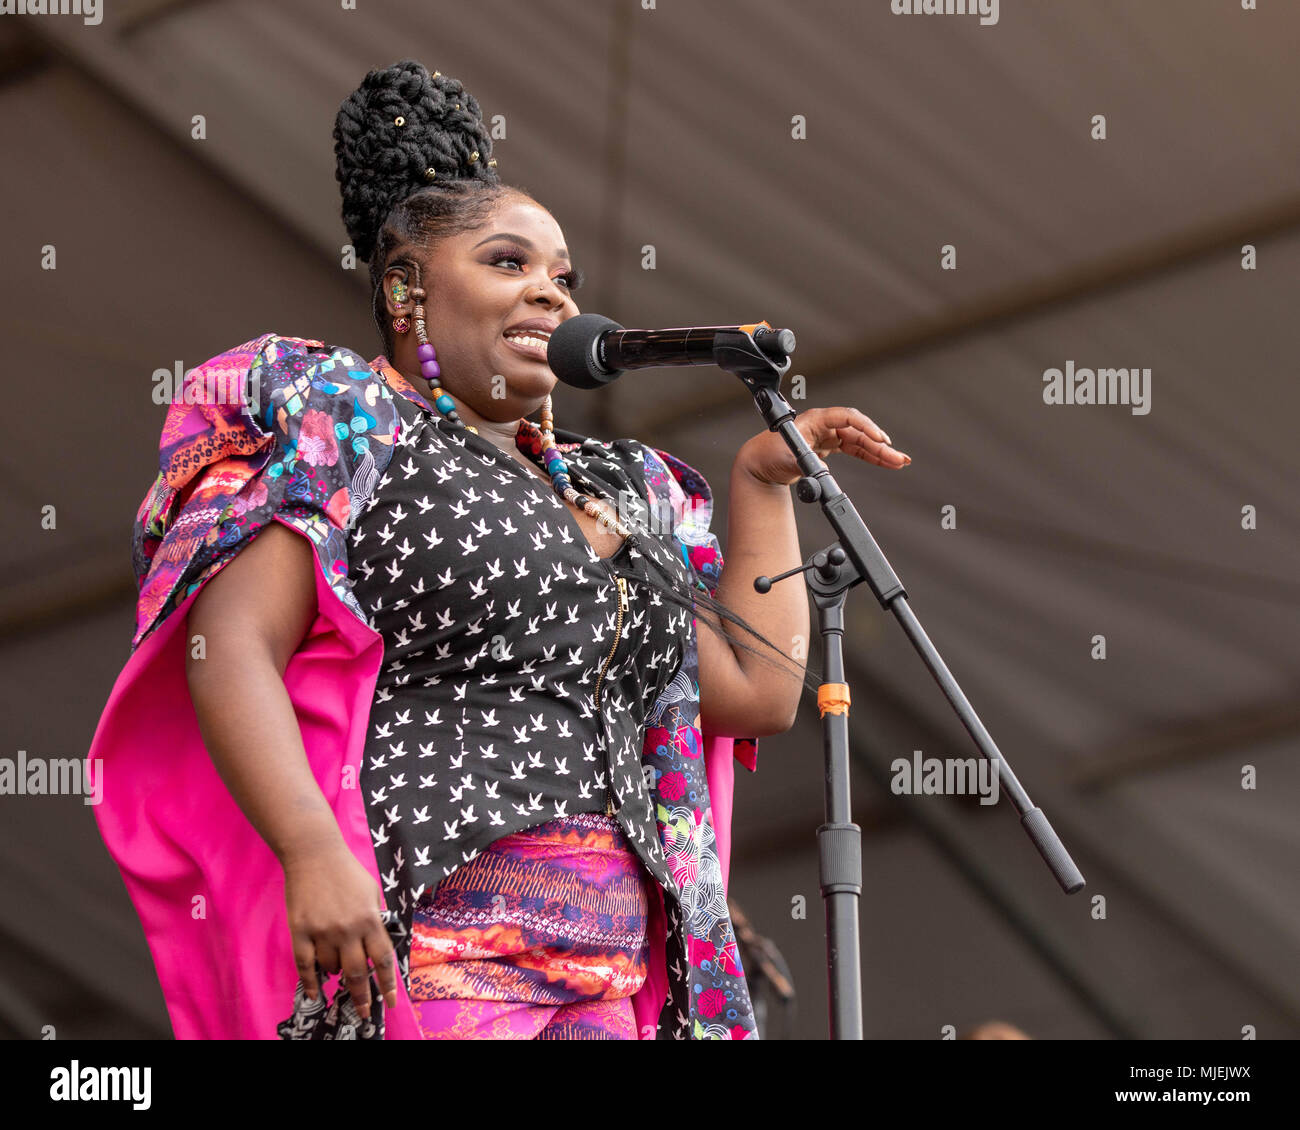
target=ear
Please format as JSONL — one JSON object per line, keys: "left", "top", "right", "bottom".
{"left": 381, "top": 265, "right": 414, "bottom": 320}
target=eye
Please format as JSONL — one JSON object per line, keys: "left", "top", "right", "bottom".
{"left": 488, "top": 250, "right": 525, "bottom": 271}
{"left": 488, "top": 246, "right": 583, "bottom": 292}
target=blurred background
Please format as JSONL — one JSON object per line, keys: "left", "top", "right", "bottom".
{"left": 1, "top": 0, "right": 1297, "bottom": 1039}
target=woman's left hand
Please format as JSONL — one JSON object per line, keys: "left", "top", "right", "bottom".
{"left": 736, "top": 406, "right": 911, "bottom": 487}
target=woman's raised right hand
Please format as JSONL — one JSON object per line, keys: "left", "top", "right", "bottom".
{"left": 282, "top": 842, "right": 399, "bottom": 1019}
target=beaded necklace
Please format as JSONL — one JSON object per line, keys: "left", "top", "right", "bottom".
{"left": 408, "top": 289, "right": 640, "bottom": 549}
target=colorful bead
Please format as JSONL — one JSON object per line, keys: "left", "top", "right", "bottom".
{"left": 409, "top": 301, "right": 633, "bottom": 543}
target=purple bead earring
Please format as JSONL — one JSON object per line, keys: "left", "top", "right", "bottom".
{"left": 410, "top": 286, "right": 475, "bottom": 432}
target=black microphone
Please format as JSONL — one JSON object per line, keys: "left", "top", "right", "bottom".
{"left": 547, "top": 313, "right": 796, "bottom": 389}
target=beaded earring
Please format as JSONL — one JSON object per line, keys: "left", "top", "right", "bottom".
{"left": 409, "top": 283, "right": 477, "bottom": 434}
{"left": 390, "top": 282, "right": 411, "bottom": 334}
{"left": 408, "top": 270, "right": 638, "bottom": 545}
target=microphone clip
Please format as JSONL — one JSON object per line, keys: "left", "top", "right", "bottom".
{"left": 713, "top": 321, "right": 795, "bottom": 394}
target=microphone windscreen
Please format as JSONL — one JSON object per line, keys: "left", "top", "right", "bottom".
{"left": 547, "top": 313, "right": 624, "bottom": 389}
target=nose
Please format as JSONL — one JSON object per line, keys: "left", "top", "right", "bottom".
{"left": 530, "top": 272, "right": 571, "bottom": 307}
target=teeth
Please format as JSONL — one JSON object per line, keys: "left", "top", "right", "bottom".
{"left": 505, "top": 333, "right": 549, "bottom": 350}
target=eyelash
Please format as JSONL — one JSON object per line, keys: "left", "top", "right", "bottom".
{"left": 487, "top": 245, "right": 584, "bottom": 291}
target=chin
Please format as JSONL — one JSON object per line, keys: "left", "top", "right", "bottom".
{"left": 512, "top": 370, "right": 558, "bottom": 402}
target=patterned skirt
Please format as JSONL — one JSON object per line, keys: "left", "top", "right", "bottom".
{"left": 408, "top": 812, "right": 653, "bottom": 1040}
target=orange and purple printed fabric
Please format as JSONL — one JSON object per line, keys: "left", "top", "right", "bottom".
{"left": 409, "top": 812, "right": 651, "bottom": 1039}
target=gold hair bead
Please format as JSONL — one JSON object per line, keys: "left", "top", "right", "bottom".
{"left": 488, "top": 158, "right": 497, "bottom": 167}
{"left": 432, "top": 71, "right": 441, "bottom": 78}
{"left": 469, "top": 150, "right": 479, "bottom": 163}
{"left": 424, "top": 167, "right": 437, "bottom": 181}
{"left": 394, "top": 116, "right": 406, "bottom": 127}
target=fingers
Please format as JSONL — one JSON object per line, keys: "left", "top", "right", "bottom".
{"left": 298, "top": 931, "right": 393, "bottom": 1017}
{"left": 339, "top": 941, "right": 374, "bottom": 1020}
{"left": 834, "top": 406, "right": 890, "bottom": 445}
{"left": 837, "top": 425, "right": 910, "bottom": 467}
{"left": 315, "top": 942, "right": 341, "bottom": 978}
{"left": 366, "top": 923, "right": 400, "bottom": 1010}
{"left": 293, "top": 938, "right": 320, "bottom": 1002}
{"left": 369, "top": 882, "right": 399, "bottom": 1009}
{"left": 815, "top": 407, "right": 910, "bottom": 468}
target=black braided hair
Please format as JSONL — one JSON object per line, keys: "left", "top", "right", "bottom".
{"left": 333, "top": 61, "right": 821, "bottom": 721}
{"left": 333, "top": 60, "right": 535, "bottom": 358}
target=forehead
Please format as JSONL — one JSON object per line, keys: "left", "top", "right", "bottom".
{"left": 466, "top": 196, "right": 568, "bottom": 252}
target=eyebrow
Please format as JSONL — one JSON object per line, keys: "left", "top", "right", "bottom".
{"left": 473, "top": 232, "right": 571, "bottom": 261}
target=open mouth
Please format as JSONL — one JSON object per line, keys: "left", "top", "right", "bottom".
{"left": 502, "top": 330, "right": 551, "bottom": 360}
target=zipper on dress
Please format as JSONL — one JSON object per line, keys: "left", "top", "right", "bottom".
{"left": 595, "top": 572, "right": 628, "bottom": 816}
{"left": 594, "top": 574, "right": 628, "bottom": 710}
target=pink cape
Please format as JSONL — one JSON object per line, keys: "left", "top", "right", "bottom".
{"left": 86, "top": 517, "right": 746, "bottom": 1040}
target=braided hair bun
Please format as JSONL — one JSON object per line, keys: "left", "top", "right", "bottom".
{"left": 333, "top": 60, "right": 500, "bottom": 263}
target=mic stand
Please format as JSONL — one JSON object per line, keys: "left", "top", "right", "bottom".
{"left": 710, "top": 323, "right": 1086, "bottom": 1040}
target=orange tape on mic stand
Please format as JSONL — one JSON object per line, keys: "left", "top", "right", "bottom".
{"left": 818, "top": 682, "right": 850, "bottom": 718}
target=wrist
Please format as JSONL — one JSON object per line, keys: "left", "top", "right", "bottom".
{"left": 275, "top": 819, "right": 349, "bottom": 870}
{"left": 733, "top": 458, "right": 792, "bottom": 490}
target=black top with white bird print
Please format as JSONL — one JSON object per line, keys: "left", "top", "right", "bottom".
{"left": 347, "top": 392, "right": 700, "bottom": 929}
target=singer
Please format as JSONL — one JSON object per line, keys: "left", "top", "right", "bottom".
{"left": 86, "top": 60, "right": 910, "bottom": 1041}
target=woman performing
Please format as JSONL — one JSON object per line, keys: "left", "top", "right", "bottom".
{"left": 86, "top": 60, "right": 911, "bottom": 1040}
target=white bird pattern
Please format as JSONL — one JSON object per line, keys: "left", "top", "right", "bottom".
{"left": 341, "top": 405, "right": 735, "bottom": 1022}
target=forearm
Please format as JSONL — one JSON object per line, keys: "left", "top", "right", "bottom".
{"left": 186, "top": 645, "right": 345, "bottom": 866}
{"left": 712, "top": 457, "right": 810, "bottom": 727}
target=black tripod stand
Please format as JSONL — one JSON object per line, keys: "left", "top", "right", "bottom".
{"left": 713, "top": 322, "right": 1085, "bottom": 1040}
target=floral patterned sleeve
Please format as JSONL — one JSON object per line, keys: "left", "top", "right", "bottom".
{"left": 169, "top": 334, "right": 401, "bottom": 628}
{"left": 639, "top": 443, "right": 760, "bottom": 770}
